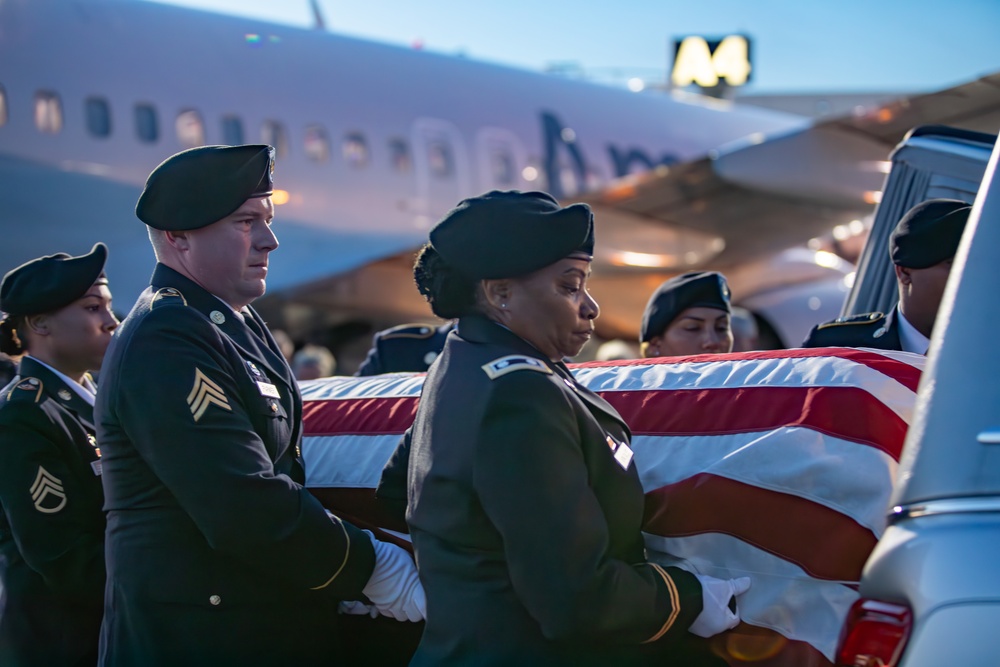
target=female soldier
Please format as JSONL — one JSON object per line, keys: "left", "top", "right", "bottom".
{"left": 0, "top": 243, "right": 118, "bottom": 667}
{"left": 399, "top": 191, "right": 748, "bottom": 666}
{"left": 639, "top": 271, "right": 734, "bottom": 358}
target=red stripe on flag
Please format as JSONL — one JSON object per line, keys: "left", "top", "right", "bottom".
{"left": 302, "top": 396, "right": 419, "bottom": 436}
{"left": 606, "top": 385, "right": 907, "bottom": 460}
{"left": 571, "top": 347, "right": 922, "bottom": 393}
{"left": 644, "top": 473, "right": 876, "bottom": 582}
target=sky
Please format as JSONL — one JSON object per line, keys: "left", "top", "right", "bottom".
{"left": 149, "top": 0, "right": 1000, "bottom": 94}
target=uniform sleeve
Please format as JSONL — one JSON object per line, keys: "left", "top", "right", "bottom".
{"left": 106, "top": 308, "right": 374, "bottom": 598}
{"left": 0, "top": 404, "right": 104, "bottom": 601}
{"left": 375, "top": 427, "right": 411, "bottom": 527}
{"left": 472, "top": 372, "right": 702, "bottom": 645}
{"left": 801, "top": 323, "right": 825, "bottom": 347}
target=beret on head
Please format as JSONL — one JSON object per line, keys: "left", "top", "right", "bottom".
{"left": 136, "top": 145, "right": 275, "bottom": 231}
{"left": 429, "top": 190, "right": 594, "bottom": 280}
{"left": 890, "top": 198, "right": 971, "bottom": 269}
{"left": 0, "top": 243, "right": 109, "bottom": 316}
{"left": 640, "top": 271, "right": 731, "bottom": 342}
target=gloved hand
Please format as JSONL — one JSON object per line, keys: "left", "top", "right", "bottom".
{"left": 360, "top": 530, "right": 426, "bottom": 622}
{"left": 688, "top": 574, "right": 751, "bottom": 638}
{"left": 338, "top": 600, "right": 378, "bottom": 618}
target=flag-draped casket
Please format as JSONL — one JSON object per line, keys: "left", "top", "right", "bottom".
{"left": 300, "top": 347, "right": 924, "bottom": 665}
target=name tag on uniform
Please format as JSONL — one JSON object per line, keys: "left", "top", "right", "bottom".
{"left": 256, "top": 381, "right": 280, "bottom": 398}
{"left": 91, "top": 460, "right": 103, "bottom": 476}
{"left": 605, "top": 434, "right": 633, "bottom": 471}
{"left": 613, "top": 442, "right": 634, "bottom": 470}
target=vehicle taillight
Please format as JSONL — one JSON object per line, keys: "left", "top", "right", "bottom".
{"left": 836, "top": 598, "right": 912, "bottom": 667}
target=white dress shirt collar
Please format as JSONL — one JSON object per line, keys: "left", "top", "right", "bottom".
{"left": 25, "top": 356, "right": 97, "bottom": 406}
{"left": 896, "top": 305, "right": 930, "bottom": 355}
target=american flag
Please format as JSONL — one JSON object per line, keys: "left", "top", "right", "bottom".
{"left": 300, "top": 347, "right": 924, "bottom": 665}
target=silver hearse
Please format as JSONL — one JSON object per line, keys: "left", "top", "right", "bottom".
{"left": 834, "top": 127, "right": 1000, "bottom": 665}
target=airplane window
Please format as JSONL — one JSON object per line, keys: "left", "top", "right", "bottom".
{"left": 176, "top": 109, "right": 205, "bottom": 148}
{"left": 304, "top": 125, "right": 330, "bottom": 162}
{"left": 388, "top": 138, "right": 411, "bottom": 173}
{"left": 134, "top": 103, "right": 158, "bottom": 143}
{"left": 428, "top": 140, "right": 453, "bottom": 178}
{"left": 343, "top": 132, "right": 369, "bottom": 168}
{"left": 34, "top": 91, "right": 63, "bottom": 134}
{"left": 85, "top": 97, "right": 112, "bottom": 138}
{"left": 261, "top": 120, "right": 288, "bottom": 157}
{"left": 222, "top": 115, "right": 244, "bottom": 145}
{"left": 0, "top": 86, "right": 7, "bottom": 127}
{"left": 491, "top": 151, "right": 515, "bottom": 186}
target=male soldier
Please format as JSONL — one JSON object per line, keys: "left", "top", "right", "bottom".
{"left": 95, "top": 145, "right": 423, "bottom": 667}
{"left": 355, "top": 321, "right": 454, "bottom": 376}
{"left": 802, "top": 198, "right": 971, "bottom": 352}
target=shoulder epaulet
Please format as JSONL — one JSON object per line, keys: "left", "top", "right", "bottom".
{"left": 7, "top": 377, "right": 43, "bottom": 403}
{"left": 380, "top": 323, "right": 436, "bottom": 341}
{"left": 481, "top": 355, "right": 553, "bottom": 380}
{"left": 151, "top": 287, "right": 187, "bottom": 309}
{"left": 816, "top": 311, "right": 885, "bottom": 330}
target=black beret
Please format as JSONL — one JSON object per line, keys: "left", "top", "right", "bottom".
{"left": 0, "top": 243, "right": 109, "bottom": 316}
{"left": 640, "top": 271, "right": 731, "bottom": 342}
{"left": 889, "top": 198, "right": 971, "bottom": 269}
{"left": 136, "top": 145, "right": 275, "bottom": 231}
{"left": 429, "top": 190, "right": 594, "bottom": 280}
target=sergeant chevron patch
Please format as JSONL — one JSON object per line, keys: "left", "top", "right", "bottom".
{"left": 31, "top": 466, "right": 67, "bottom": 513}
{"left": 187, "top": 367, "right": 232, "bottom": 422}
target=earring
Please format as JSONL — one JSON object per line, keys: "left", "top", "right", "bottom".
{"left": 501, "top": 303, "right": 507, "bottom": 309}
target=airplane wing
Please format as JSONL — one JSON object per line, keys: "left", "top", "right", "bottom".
{"left": 582, "top": 71, "right": 1000, "bottom": 270}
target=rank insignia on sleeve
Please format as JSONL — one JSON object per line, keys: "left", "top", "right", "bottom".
{"left": 481, "top": 355, "right": 553, "bottom": 380}
{"left": 187, "top": 367, "right": 232, "bottom": 422}
{"left": 31, "top": 466, "right": 67, "bottom": 513}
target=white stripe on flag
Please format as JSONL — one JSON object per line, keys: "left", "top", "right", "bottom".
{"left": 573, "top": 351, "right": 922, "bottom": 421}
{"left": 302, "top": 434, "right": 401, "bottom": 488}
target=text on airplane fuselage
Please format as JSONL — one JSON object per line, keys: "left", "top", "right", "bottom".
{"left": 541, "top": 112, "right": 679, "bottom": 199}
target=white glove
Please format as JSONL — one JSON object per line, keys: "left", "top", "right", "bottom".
{"left": 688, "top": 575, "right": 751, "bottom": 638}
{"left": 338, "top": 600, "right": 378, "bottom": 618}
{"left": 360, "top": 530, "right": 426, "bottom": 622}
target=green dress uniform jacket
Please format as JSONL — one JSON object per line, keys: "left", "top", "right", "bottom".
{"left": 0, "top": 357, "right": 105, "bottom": 667}
{"left": 403, "top": 315, "right": 704, "bottom": 667}
{"left": 95, "top": 264, "right": 375, "bottom": 667}
{"left": 802, "top": 308, "right": 902, "bottom": 350}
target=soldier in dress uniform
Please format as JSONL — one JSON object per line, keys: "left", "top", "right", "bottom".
{"left": 0, "top": 243, "right": 118, "bottom": 667}
{"left": 380, "top": 190, "right": 749, "bottom": 666}
{"left": 639, "top": 271, "right": 734, "bottom": 358}
{"left": 94, "top": 145, "right": 424, "bottom": 667}
{"left": 355, "top": 321, "right": 454, "bottom": 376}
{"left": 803, "top": 198, "right": 971, "bottom": 352}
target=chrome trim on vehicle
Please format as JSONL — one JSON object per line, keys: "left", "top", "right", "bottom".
{"left": 892, "top": 497, "right": 1000, "bottom": 521}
